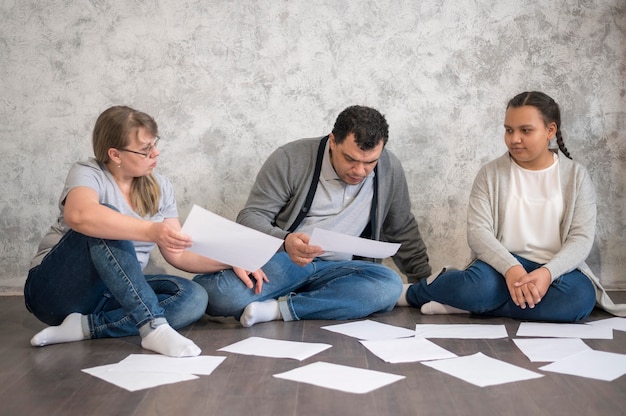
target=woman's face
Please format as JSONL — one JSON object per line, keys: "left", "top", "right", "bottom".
{"left": 116, "top": 127, "right": 160, "bottom": 177}
{"left": 503, "top": 105, "right": 556, "bottom": 170}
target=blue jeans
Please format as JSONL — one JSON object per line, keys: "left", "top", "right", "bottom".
{"left": 406, "top": 255, "right": 596, "bottom": 322}
{"left": 192, "top": 252, "right": 402, "bottom": 321}
{"left": 24, "top": 229, "right": 208, "bottom": 338}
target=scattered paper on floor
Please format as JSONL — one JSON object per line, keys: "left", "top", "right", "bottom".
{"left": 513, "top": 338, "right": 591, "bottom": 362}
{"left": 82, "top": 354, "right": 226, "bottom": 391}
{"left": 111, "top": 354, "right": 226, "bottom": 375}
{"left": 516, "top": 322, "right": 613, "bottom": 339}
{"left": 539, "top": 350, "right": 626, "bottom": 381}
{"left": 321, "top": 319, "right": 415, "bottom": 340}
{"left": 587, "top": 317, "right": 626, "bottom": 332}
{"left": 82, "top": 363, "right": 199, "bottom": 392}
{"left": 218, "top": 336, "right": 332, "bottom": 361}
{"left": 421, "top": 352, "right": 543, "bottom": 387}
{"left": 414, "top": 324, "right": 508, "bottom": 339}
{"left": 273, "top": 361, "right": 405, "bottom": 394}
{"left": 360, "top": 336, "right": 457, "bottom": 363}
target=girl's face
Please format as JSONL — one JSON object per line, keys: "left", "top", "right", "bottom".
{"left": 504, "top": 105, "right": 557, "bottom": 170}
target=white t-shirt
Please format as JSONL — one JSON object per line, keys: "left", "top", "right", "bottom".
{"left": 501, "top": 153, "right": 563, "bottom": 264}
{"left": 30, "top": 158, "right": 178, "bottom": 269}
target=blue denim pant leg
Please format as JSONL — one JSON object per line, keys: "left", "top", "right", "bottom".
{"left": 279, "top": 259, "right": 403, "bottom": 321}
{"left": 94, "top": 274, "right": 208, "bottom": 336}
{"left": 193, "top": 252, "right": 316, "bottom": 320}
{"left": 406, "top": 255, "right": 596, "bottom": 322}
{"left": 25, "top": 230, "right": 207, "bottom": 338}
{"left": 406, "top": 260, "right": 510, "bottom": 311}
{"left": 479, "top": 256, "right": 596, "bottom": 322}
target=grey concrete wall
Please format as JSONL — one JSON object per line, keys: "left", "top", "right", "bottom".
{"left": 1, "top": 0, "right": 624, "bottom": 293}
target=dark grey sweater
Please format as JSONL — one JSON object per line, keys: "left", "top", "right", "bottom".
{"left": 237, "top": 136, "right": 431, "bottom": 282}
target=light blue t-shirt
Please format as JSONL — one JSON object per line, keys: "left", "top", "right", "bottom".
{"left": 30, "top": 158, "right": 178, "bottom": 269}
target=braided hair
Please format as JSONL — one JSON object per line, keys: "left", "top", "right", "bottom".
{"left": 507, "top": 91, "right": 572, "bottom": 159}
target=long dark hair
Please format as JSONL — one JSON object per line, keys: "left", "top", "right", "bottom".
{"left": 507, "top": 91, "right": 572, "bottom": 159}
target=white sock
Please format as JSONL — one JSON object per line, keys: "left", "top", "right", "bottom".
{"left": 396, "top": 284, "right": 412, "bottom": 307}
{"left": 420, "top": 301, "right": 469, "bottom": 315}
{"left": 30, "top": 313, "right": 86, "bottom": 347}
{"left": 240, "top": 299, "right": 281, "bottom": 328}
{"left": 140, "top": 324, "right": 201, "bottom": 357}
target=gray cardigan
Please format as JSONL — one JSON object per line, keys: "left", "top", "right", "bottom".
{"left": 237, "top": 136, "right": 432, "bottom": 282}
{"left": 467, "top": 151, "right": 626, "bottom": 316}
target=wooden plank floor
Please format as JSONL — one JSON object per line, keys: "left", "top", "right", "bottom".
{"left": 2, "top": 293, "right": 626, "bottom": 416}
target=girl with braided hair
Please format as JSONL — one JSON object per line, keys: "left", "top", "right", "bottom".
{"left": 399, "top": 91, "right": 626, "bottom": 321}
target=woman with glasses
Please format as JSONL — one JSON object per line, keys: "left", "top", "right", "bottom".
{"left": 24, "top": 106, "right": 265, "bottom": 357}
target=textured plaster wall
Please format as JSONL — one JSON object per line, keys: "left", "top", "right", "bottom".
{"left": 1, "top": 0, "right": 624, "bottom": 294}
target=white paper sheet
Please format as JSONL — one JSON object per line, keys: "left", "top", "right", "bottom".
{"left": 421, "top": 352, "right": 543, "bottom": 387}
{"left": 273, "top": 361, "right": 405, "bottom": 394}
{"left": 587, "top": 317, "right": 626, "bottom": 332}
{"left": 360, "top": 336, "right": 458, "bottom": 363}
{"left": 82, "top": 364, "right": 199, "bottom": 392}
{"left": 218, "top": 337, "right": 332, "bottom": 361}
{"left": 414, "top": 324, "right": 508, "bottom": 339}
{"left": 181, "top": 204, "right": 283, "bottom": 271}
{"left": 513, "top": 338, "right": 591, "bottom": 362}
{"left": 321, "top": 319, "right": 415, "bottom": 341}
{"left": 308, "top": 228, "right": 400, "bottom": 258}
{"left": 82, "top": 353, "right": 227, "bottom": 391}
{"left": 539, "top": 350, "right": 626, "bottom": 381}
{"left": 112, "top": 354, "right": 226, "bottom": 375}
{"left": 516, "top": 322, "right": 613, "bottom": 339}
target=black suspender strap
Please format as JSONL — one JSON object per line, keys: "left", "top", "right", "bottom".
{"left": 369, "top": 165, "right": 378, "bottom": 239}
{"left": 287, "top": 135, "right": 379, "bottom": 240}
{"left": 286, "top": 136, "right": 328, "bottom": 233}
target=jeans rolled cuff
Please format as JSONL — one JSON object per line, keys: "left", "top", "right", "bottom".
{"left": 278, "top": 295, "right": 296, "bottom": 322}
{"left": 81, "top": 315, "right": 92, "bottom": 339}
{"left": 138, "top": 317, "right": 168, "bottom": 337}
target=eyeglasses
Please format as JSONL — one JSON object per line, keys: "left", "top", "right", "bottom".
{"left": 117, "top": 137, "right": 160, "bottom": 159}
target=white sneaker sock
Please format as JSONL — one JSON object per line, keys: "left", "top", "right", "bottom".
{"left": 140, "top": 324, "right": 201, "bottom": 357}
{"left": 396, "top": 284, "right": 412, "bottom": 307}
{"left": 30, "top": 313, "right": 87, "bottom": 347}
{"left": 420, "top": 301, "right": 469, "bottom": 315}
{"left": 240, "top": 299, "right": 281, "bottom": 327}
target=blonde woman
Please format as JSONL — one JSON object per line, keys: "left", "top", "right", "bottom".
{"left": 25, "top": 106, "right": 266, "bottom": 356}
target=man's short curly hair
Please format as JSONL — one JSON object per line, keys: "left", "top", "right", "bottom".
{"left": 331, "top": 105, "right": 389, "bottom": 150}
